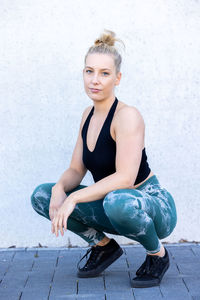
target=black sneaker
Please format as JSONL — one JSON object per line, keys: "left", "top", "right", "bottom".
{"left": 131, "top": 248, "right": 170, "bottom": 288}
{"left": 77, "top": 238, "right": 123, "bottom": 278}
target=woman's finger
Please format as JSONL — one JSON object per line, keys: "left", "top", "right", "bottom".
{"left": 49, "top": 207, "right": 53, "bottom": 220}
{"left": 58, "top": 215, "right": 64, "bottom": 236}
{"left": 51, "top": 221, "right": 55, "bottom": 233}
{"left": 50, "top": 208, "right": 56, "bottom": 222}
{"left": 51, "top": 211, "right": 57, "bottom": 233}
{"left": 53, "top": 217, "right": 58, "bottom": 237}
{"left": 64, "top": 216, "right": 68, "bottom": 231}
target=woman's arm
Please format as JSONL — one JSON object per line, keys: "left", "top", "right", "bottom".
{"left": 52, "top": 106, "right": 93, "bottom": 193}
{"left": 69, "top": 106, "right": 145, "bottom": 204}
{"left": 49, "top": 106, "right": 92, "bottom": 220}
{"left": 53, "top": 168, "right": 85, "bottom": 192}
{"left": 52, "top": 106, "right": 145, "bottom": 236}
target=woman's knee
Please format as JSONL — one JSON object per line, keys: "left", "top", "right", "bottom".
{"left": 154, "top": 191, "right": 178, "bottom": 239}
{"left": 157, "top": 207, "right": 177, "bottom": 239}
{"left": 31, "top": 183, "right": 55, "bottom": 210}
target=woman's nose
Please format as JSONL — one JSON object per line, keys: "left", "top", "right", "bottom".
{"left": 91, "top": 73, "right": 100, "bottom": 84}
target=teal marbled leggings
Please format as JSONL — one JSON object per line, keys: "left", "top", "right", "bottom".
{"left": 31, "top": 175, "right": 177, "bottom": 254}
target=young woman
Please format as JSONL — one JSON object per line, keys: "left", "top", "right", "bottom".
{"left": 31, "top": 30, "right": 177, "bottom": 288}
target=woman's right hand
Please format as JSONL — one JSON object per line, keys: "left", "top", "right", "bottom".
{"left": 49, "top": 184, "right": 68, "bottom": 221}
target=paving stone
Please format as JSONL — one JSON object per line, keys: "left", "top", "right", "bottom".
{"left": 0, "top": 289, "right": 22, "bottom": 300}
{"left": 106, "top": 290, "right": 134, "bottom": 300}
{"left": 160, "top": 277, "right": 192, "bottom": 299}
{"left": 52, "top": 273, "right": 77, "bottom": 292}
{"left": 106, "top": 256, "right": 128, "bottom": 272}
{"left": 58, "top": 250, "right": 85, "bottom": 273}
{"left": 33, "top": 250, "right": 60, "bottom": 257}
{"left": 191, "top": 245, "right": 200, "bottom": 257}
{"left": 125, "top": 251, "right": 149, "bottom": 274}
{"left": 13, "top": 250, "right": 36, "bottom": 261}
{"left": 20, "top": 287, "right": 49, "bottom": 300}
{"left": 58, "top": 253, "right": 80, "bottom": 261}
{"left": 133, "top": 286, "right": 163, "bottom": 300}
{"left": 49, "top": 291, "right": 105, "bottom": 299}
{"left": 59, "top": 250, "right": 81, "bottom": 257}
{"left": 0, "top": 270, "right": 29, "bottom": 289}
{"left": 25, "top": 274, "right": 53, "bottom": 288}
{"left": 124, "top": 246, "right": 146, "bottom": 270}
{"left": 32, "top": 259, "right": 58, "bottom": 270}
{"left": 169, "top": 246, "right": 197, "bottom": 263}
{"left": 183, "top": 277, "right": 200, "bottom": 298}
{"left": 78, "top": 276, "right": 104, "bottom": 292}
{"left": 8, "top": 261, "right": 34, "bottom": 272}
{"left": 49, "top": 287, "right": 77, "bottom": 299}
{"left": 0, "top": 261, "right": 10, "bottom": 279}
{"left": 0, "top": 251, "right": 15, "bottom": 260}
{"left": 76, "top": 294, "right": 105, "bottom": 299}
{"left": 166, "top": 261, "right": 180, "bottom": 276}
{"left": 0, "top": 244, "right": 199, "bottom": 300}
{"left": 53, "top": 268, "right": 77, "bottom": 280}
{"left": 104, "top": 270, "right": 131, "bottom": 291}
{"left": 57, "top": 255, "right": 80, "bottom": 271}
{"left": 49, "top": 292, "right": 77, "bottom": 299}
{"left": 161, "top": 296, "right": 192, "bottom": 300}
{"left": 177, "top": 262, "right": 200, "bottom": 277}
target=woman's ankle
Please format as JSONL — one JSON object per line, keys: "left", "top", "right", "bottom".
{"left": 95, "top": 236, "right": 111, "bottom": 247}
{"left": 148, "top": 245, "right": 165, "bottom": 257}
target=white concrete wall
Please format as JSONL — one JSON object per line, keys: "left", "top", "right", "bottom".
{"left": 0, "top": 0, "right": 200, "bottom": 247}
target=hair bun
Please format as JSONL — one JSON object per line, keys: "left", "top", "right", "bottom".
{"left": 85, "top": 30, "right": 124, "bottom": 73}
{"left": 94, "top": 29, "right": 116, "bottom": 47}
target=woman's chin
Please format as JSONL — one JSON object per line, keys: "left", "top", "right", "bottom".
{"left": 87, "top": 93, "right": 104, "bottom": 101}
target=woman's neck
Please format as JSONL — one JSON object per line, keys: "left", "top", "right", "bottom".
{"left": 92, "top": 95, "right": 116, "bottom": 115}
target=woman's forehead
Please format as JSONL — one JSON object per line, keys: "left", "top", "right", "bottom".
{"left": 85, "top": 53, "right": 115, "bottom": 69}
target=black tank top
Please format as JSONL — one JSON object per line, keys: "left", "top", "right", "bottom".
{"left": 81, "top": 97, "right": 151, "bottom": 185}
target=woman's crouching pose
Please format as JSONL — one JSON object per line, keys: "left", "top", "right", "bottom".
{"left": 31, "top": 30, "right": 177, "bottom": 288}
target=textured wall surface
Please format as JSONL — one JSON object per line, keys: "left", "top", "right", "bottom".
{"left": 0, "top": 0, "right": 200, "bottom": 247}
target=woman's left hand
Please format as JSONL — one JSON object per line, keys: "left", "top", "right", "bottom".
{"left": 51, "top": 197, "right": 76, "bottom": 237}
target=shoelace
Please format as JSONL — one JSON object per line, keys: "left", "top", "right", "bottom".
{"left": 77, "top": 246, "right": 102, "bottom": 270}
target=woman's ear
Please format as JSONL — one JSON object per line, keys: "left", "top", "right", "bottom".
{"left": 115, "top": 72, "right": 122, "bottom": 86}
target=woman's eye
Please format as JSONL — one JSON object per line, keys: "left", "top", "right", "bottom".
{"left": 102, "top": 72, "right": 109, "bottom": 76}
{"left": 86, "top": 70, "right": 92, "bottom": 74}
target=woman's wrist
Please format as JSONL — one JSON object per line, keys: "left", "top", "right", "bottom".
{"left": 65, "top": 193, "right": 77, "bottom": 205}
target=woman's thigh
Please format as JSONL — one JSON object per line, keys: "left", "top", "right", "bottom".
{"left": 103, "top": 179, "right": 177, "bottom": 239}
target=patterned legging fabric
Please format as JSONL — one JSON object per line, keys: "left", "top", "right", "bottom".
{"left": 31, "top": 175, "right": 177, "bottom": 254}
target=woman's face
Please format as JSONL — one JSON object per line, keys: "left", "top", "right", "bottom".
{"left": 83, "top": 53, "right": 121, "bottom": 101}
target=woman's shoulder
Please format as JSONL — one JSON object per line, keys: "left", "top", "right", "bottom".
{"left": 82, "top": 105, "right": 93, "bottom": 119}
{"left": 115, "top": 101, "right": 144, "bottom": 125}
{"left": 79, "top": 105, "right": 93, "bottom": 129}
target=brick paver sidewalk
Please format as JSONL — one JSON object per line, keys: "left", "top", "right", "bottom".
{"left": 0, "top": 243, "right": 200, "bottom": 300}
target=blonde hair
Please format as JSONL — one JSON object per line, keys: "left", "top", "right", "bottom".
{"left": 84, "top": 29, "right": 124, "bottom": 73}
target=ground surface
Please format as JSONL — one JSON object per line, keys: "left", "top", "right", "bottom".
{"left": 0, "top": 243, "right": 199, "bottom": 300}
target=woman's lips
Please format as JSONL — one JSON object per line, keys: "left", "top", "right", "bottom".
{"left": 90, "top": 88, "right": 101, "bottom": 93}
